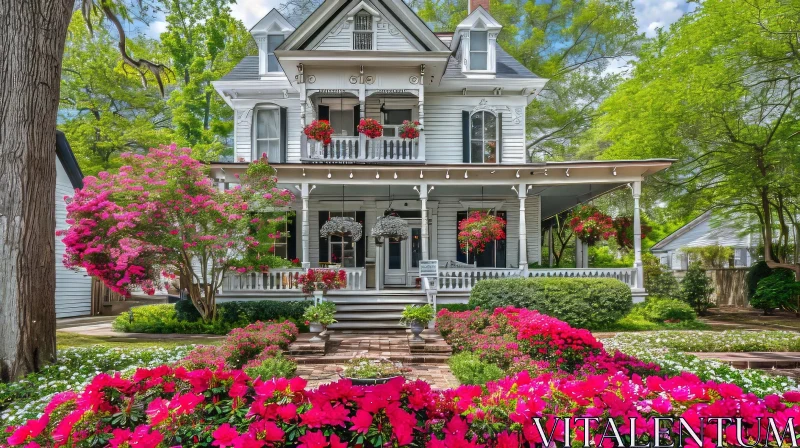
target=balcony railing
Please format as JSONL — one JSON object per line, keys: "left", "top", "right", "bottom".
{"left": 303, "top": 135, "right": 423, "bottom": 163}
{"left": 526, "top": 268, "right": 639, "bottom": 288}
{"left": 221, "top": 268, "right": 367, "bottom": 293}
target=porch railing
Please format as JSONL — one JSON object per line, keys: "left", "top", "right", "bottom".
{"left": 435, "top": 267, "right": 639, "bottom": 292}
{"left": 221, "top": 268, "right": 367, "bottom": 293}
{"left": 303, "top": 136, "right": 422, "bottom": 163}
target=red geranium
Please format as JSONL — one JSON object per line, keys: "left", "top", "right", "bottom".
{"left": 304, "top": 120, "right": 334, "bottom": 145}
{"left": 297, "top": 268, "right": 347, "bottom": 294}
{"left": 356, "top": 118, "right": 383, "bottom": 139}
{"left": 613, "top": 216, "right": 651, "bottom": 250}
{"left": 568, "top": 205, "right": 615, "bottom": 245}
{"left": 457, "top": 211, "right": 506, "bottom": 255}
{"left": 398, "top": 120, "right": 420, "bottom": 140}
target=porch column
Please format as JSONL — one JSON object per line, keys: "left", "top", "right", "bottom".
{"left": 420, "top": 183, "right": 429, "bottom": 260}
{"left": 300, "top": 183, "right": 311, "bottom": 269}
{"left": 548, "top": 225, "right": 554, "bottom": 266}
{"left": 417, "top": 85, "right": 425, "bottom": 161}
{"left": 298, "top": 65, "right": 308, "bottom": 158}
{"left": 358, "top": 84, "right": 366, "bottom": 156}
{"left": 517, "top": 183, "right": 528, "bottom": 274}
{"left": 632, "top": 181, "right": 644, "bottom": 289}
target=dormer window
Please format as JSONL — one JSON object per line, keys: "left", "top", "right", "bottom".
{"left": 267, "top": 35, "right": 284, "bottom": 72}
{"left": 469, "top": 31, "right": 488, "bottom": 70}
{"left": 353, "top": 10, "right": 374, "bottom": 50}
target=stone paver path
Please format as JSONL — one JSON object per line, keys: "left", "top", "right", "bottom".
{"left": 296, "top": 363, "right": 459, "bottom": 390}
{"left": 690, "top": 352, "right": 800, "bottom": 369}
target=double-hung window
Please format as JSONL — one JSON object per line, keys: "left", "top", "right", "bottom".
{"left": 470, "top": 110, "right": 497, "bottom": 163}
{"left": 255, "top": 108, "right": 281, "bottom": 161}
{"left": 469, "top": 31, "right": 488, "bottom": 70}
{"left": 382, "top": 109, "right": 412, "bottom": 137}
{"left": 267, "top": 35, "right": 284, "bottom": 72}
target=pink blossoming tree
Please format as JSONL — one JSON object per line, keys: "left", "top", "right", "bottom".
{"left": 59, "top": 145, "right": 294, "bottom": 321}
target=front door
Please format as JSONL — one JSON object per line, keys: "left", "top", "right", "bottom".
{"left": 383, "top": 221, "right": 424, "bottom": 287}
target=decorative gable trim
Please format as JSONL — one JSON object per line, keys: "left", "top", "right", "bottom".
{"left": 345, "top": 1, "right": 381, "bottom": 20}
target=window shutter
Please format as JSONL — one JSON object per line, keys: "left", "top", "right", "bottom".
{"left": 497, "top": 112, "right": 503, "bottom": 163}
{"left": 287, "top": 213, "right": 297, "bottom": 260}
{"left": 456, "top": 211, "right": 467, "bottom": 263}
{"left": 280, "top": 107, "right": 288, "bottom": 163}
{"left": 319, "top": 211, "right": 329, "bottom": 263}
{"left": 462, "top": 111, "right": 470, "bottom": 163}
{"left": 353, "top": 104, "right": 360, "bottom": 136}
{"left": 318, "top": 105, "right": 330, "bottom": 121}
{"left": 356, "top": 211, "right": 366, "bottom": 267}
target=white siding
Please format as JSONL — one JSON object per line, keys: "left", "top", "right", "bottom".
{"left": 376, "top": 23, "right": 416, "bottom": 51}
{"left": 55, "top": 162, "right": 91, "bottom": 318}
{"left": 315, "top": 17, "right": 416, "bottom": 51}
{"left": 424, "top": 95, "right": 528, "bottom": 164}
{"left": 234, "top": 101, "right": 302, "bottom": 163}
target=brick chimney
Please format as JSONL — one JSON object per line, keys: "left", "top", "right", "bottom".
{"left": 469, "top": 0, "right": 489, "bottom": 13}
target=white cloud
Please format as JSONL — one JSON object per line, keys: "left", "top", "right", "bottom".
{"left": 632, "top": 0, "right": 694, "bottom": 37}
{"left": 230, "top": 0, "right": 285, "bottom": 29}
{"left": 145, "top": 20, "right": 168, "bottom": 38}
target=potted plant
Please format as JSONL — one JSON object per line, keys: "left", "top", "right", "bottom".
{"left": 357, "top": 118, "right": 383, "bottom": 139}
{"left": 303, "top": 301, "right": 337, "bottom": 341}
{"left": 457, "top": 211, "right": 507, "bottom": 255}
{"left": 304, "top": 119, "right": 334, "bottom": 145}
{"left": 399, "top": 120, "right": 420, "bottom": 140}
{"left": 400, "top": 304, "right": 435, "bottom": 342}
{"left": 339, "top": 357, "right": 405, "bottom": 385}
{"left": 568, "top": 205, "right": 615, "bottom": 246}
{"left": 297, "top": 268, "right": 347, "bottom": 303}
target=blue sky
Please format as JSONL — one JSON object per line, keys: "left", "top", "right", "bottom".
{"left": 143, "top": 0, "right": 695, "bottom": 38}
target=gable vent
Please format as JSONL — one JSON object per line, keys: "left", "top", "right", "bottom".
{"left": 353, "top": 11, "right": 373, "bottom": 50}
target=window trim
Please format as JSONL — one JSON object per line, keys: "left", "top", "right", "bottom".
{"left": 252, "top": 105, "right": 281, "bottom": 162}
{"left": 469, "top": 30, "right": 488, "bottom": 71}
{"left": 468, "top": 110, "right": 498, "bottom": 164}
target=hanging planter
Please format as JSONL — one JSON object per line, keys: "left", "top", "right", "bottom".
{"left": 568, "top": 205, "right": 615, "bottom": 246}
{"left": 371, "top": 215, "right": 410, "bottom": 241}
{"left": 357, "top": 118, "right": 383, "bottom": 139}
{"left": 398, "top": 120, "right": 421, "bottom": 140}
{"left": 304, "top": 120, "right": 334, "bottom": 145}
{"left": 457, "top": 211, "right": 506, "bottom": 255}
{"left": 321, "top": 216, "right": 363, "bottom": 242}
{"left": 612, "top": 216, "right": 651, "bottom": 250}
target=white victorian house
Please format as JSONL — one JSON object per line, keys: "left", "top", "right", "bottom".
{"left": 210, "top": 0, "right": 672, "bottom": 328}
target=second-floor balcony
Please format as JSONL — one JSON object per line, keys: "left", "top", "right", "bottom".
{"left": 302, "top": 134, "right": 424, "bottom": 163}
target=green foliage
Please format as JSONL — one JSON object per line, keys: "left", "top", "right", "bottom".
{"left": 342, "top": 358, "right": 403, "bottom": 379}
{"left": 243, "top": 354, "right": 297, "bottom": 380}
{"left": 437, "top": 303, "right": 475, "bottom": 313}
{"left": 467, "top": 277, "right": 632, "bottom": 329}
{"left": 448, "top": 352, "right": 505, "bottom": 386}
{"left": 116, "top": 301, "right": 312, "bottom": 334}
{"left": 400, "top": 304, "right": 435, "bottom": 325}
{"left": 680, "top": 262, "right": 714, "bottom": 316}
{"left": 681, "top": 246, "right": 734, "bottom": 269}
{"left": 746, "top": 261, "right": 773, "bottom": 300}
{"left": 751, "top": 269, "right": 800, "bottom": 314}
{"left": 589, "top": 246, "right": 632, "bottom": 268}
{"left": 632, "top": 296, "right": 696, "bottom": 323}
{"left": 643, "top": 253, "right": 681, "bottom": 299}
{"left": 303, "top": 301, "right": 337, "bottom": 326}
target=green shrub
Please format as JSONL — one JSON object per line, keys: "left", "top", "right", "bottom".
{"left": 437, "top": 303, "right": 474, "bottom": 313}
{"left": 635, "top": 296, "right": 697, "bottom": 323}
{"left": 680, "top": 262, "right": 714, "bottom": 315}
{"left": 176, "top": 299, "right": 311, "bottom": 324}
{"left": 400, "top": 304, "right": 435, "bottom": 325}
{"left": 448, "top": 352, "right": 505, "bottom": 385}
{"left": 467, "top": 277, "right": 632, "bottom": 329}
{"left": 243, "top": 354, "right": 297, "bottom": 380}
{"left": 746, "top": 261, "right": 773, "bottom": 300}
{"left": 643, "top": 253, "right": 680, "bottom": 299}
{"left": 751, "top": 269, "right": 799, "bottom": 314}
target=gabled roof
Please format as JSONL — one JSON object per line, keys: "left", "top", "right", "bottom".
{"left": 650, "top": 210, "right": 753, "bottom": 252}
{"left": 250, "top": 9, "right": 295, "bottom": 36}
{"left": 451, "top": 6, "right": 502, "bottom": 49}
{"left": 55, "top": 131, "right": 84, "bottom": 189}
{"left": 220, "top": 56, "right": 260, "bottom": 81}
{"left": 651, "top": 211, "right": 712, "bottom": 251}
{"left": 277, "top": 0, "right": 449, "bottom": 52}
{"left": 438, "top": 32, "right": 538, "bottom": 79}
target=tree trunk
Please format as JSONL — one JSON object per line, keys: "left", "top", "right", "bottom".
{"left": 760, "top": 187, "right": 775, "bottom": 262}
{"left": 0, "top": 0, "right": 74, "bottom": 381}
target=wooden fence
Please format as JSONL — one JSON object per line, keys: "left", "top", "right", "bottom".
{"left": 90, "top": 277, "right": 125, "bottom": 315}
{"left": 706, "top": 268, "right": 749, "bottom": 307}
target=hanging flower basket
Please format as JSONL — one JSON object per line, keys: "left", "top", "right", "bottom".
{"left": 357, "top": 118, "right": 383, "bottom": 139}
{"left": 613, "top": 216, "right": 651, "bottom": 250}
{"left": 304, "top": 120, "right": 334, "bottom": 145}
{"left": 371, "top": 215, "right": 410, "bottom": 241}
{"left": 399, "top": 120, "right": 421, "bottom": 140}
{"left": 320, "top": 216, "right": 363, "bottom": 242}
{"left": 457, "top": 211, "right": 506, "bottom": 255}
{"left": 568, "top": 205, "right": 616, "bottom": 246}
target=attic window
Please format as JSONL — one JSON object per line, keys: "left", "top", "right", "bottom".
{"left": 469, "top": 31, "right": 488, "bottom": 70}
{"left": 267, "top": 35, "right": 284, "bottom": 72}
{"left": 353, "top": 11, "right": 373, "bottom": 50}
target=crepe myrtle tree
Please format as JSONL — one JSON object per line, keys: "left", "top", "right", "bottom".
{"left": 60, "top": 146, "right": 294, "bottom": 321}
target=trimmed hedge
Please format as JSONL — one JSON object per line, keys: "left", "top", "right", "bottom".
{"left": 631, "top": 296, "right": 696, "bottom": 323}
{"left": 467, "top": 277, "right": 632, "bottom": 329}
{"left": 436, "top": 303, "right": 475, "bottom": 313}
{"left": 175, "top": 299, "right": 311, "bottom": 324}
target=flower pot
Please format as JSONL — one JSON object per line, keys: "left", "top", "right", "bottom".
{"left": 309, "top": 322, "right": 326, "bottom": 342}
{"left": 312, "top": 290, "right": 324, "bottom": 305}
{"left": 409, "top": 321, "right": 425, "bottom": 343}
{"left": 309, "top": 322, "right": 322, "bottom": 333}
{"left": 344, "top": 376, "right": 402, "bottom": 386}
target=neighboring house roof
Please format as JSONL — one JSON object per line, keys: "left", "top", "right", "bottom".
{"left": 55, "top": 130, "right": 84, "bottom": 189}
{"left": 650, "top": 210, "right": 752, "bottom": 252}
{"left": 444, "top": 45, "right": 538, "bottom": 79}
{"left": 220, "top": 56, "right": 260, "bottom": 81}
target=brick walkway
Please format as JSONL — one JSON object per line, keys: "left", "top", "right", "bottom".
{"left": 288, "top": 329, "right": 459, "bottom": 389}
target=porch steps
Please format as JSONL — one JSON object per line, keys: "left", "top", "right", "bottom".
{"left": 327, "top": 292, "right": 428, "bottom": 330}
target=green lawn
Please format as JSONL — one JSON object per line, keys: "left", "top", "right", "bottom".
{"left": 56, "top": 331, "right": 221, "bottom": 349}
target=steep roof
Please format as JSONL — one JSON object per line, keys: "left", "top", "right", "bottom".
{"left": 55, "top": 131, "right": 84, "bottom": 189}
{"left": 650, "top": 211, "right": 752, "bottom": 252}
{"left": 220, "top": 56, "right": 260, "bottom": 81}
{"left": 444, "top": 45, "right": 538, "bottom": 79}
